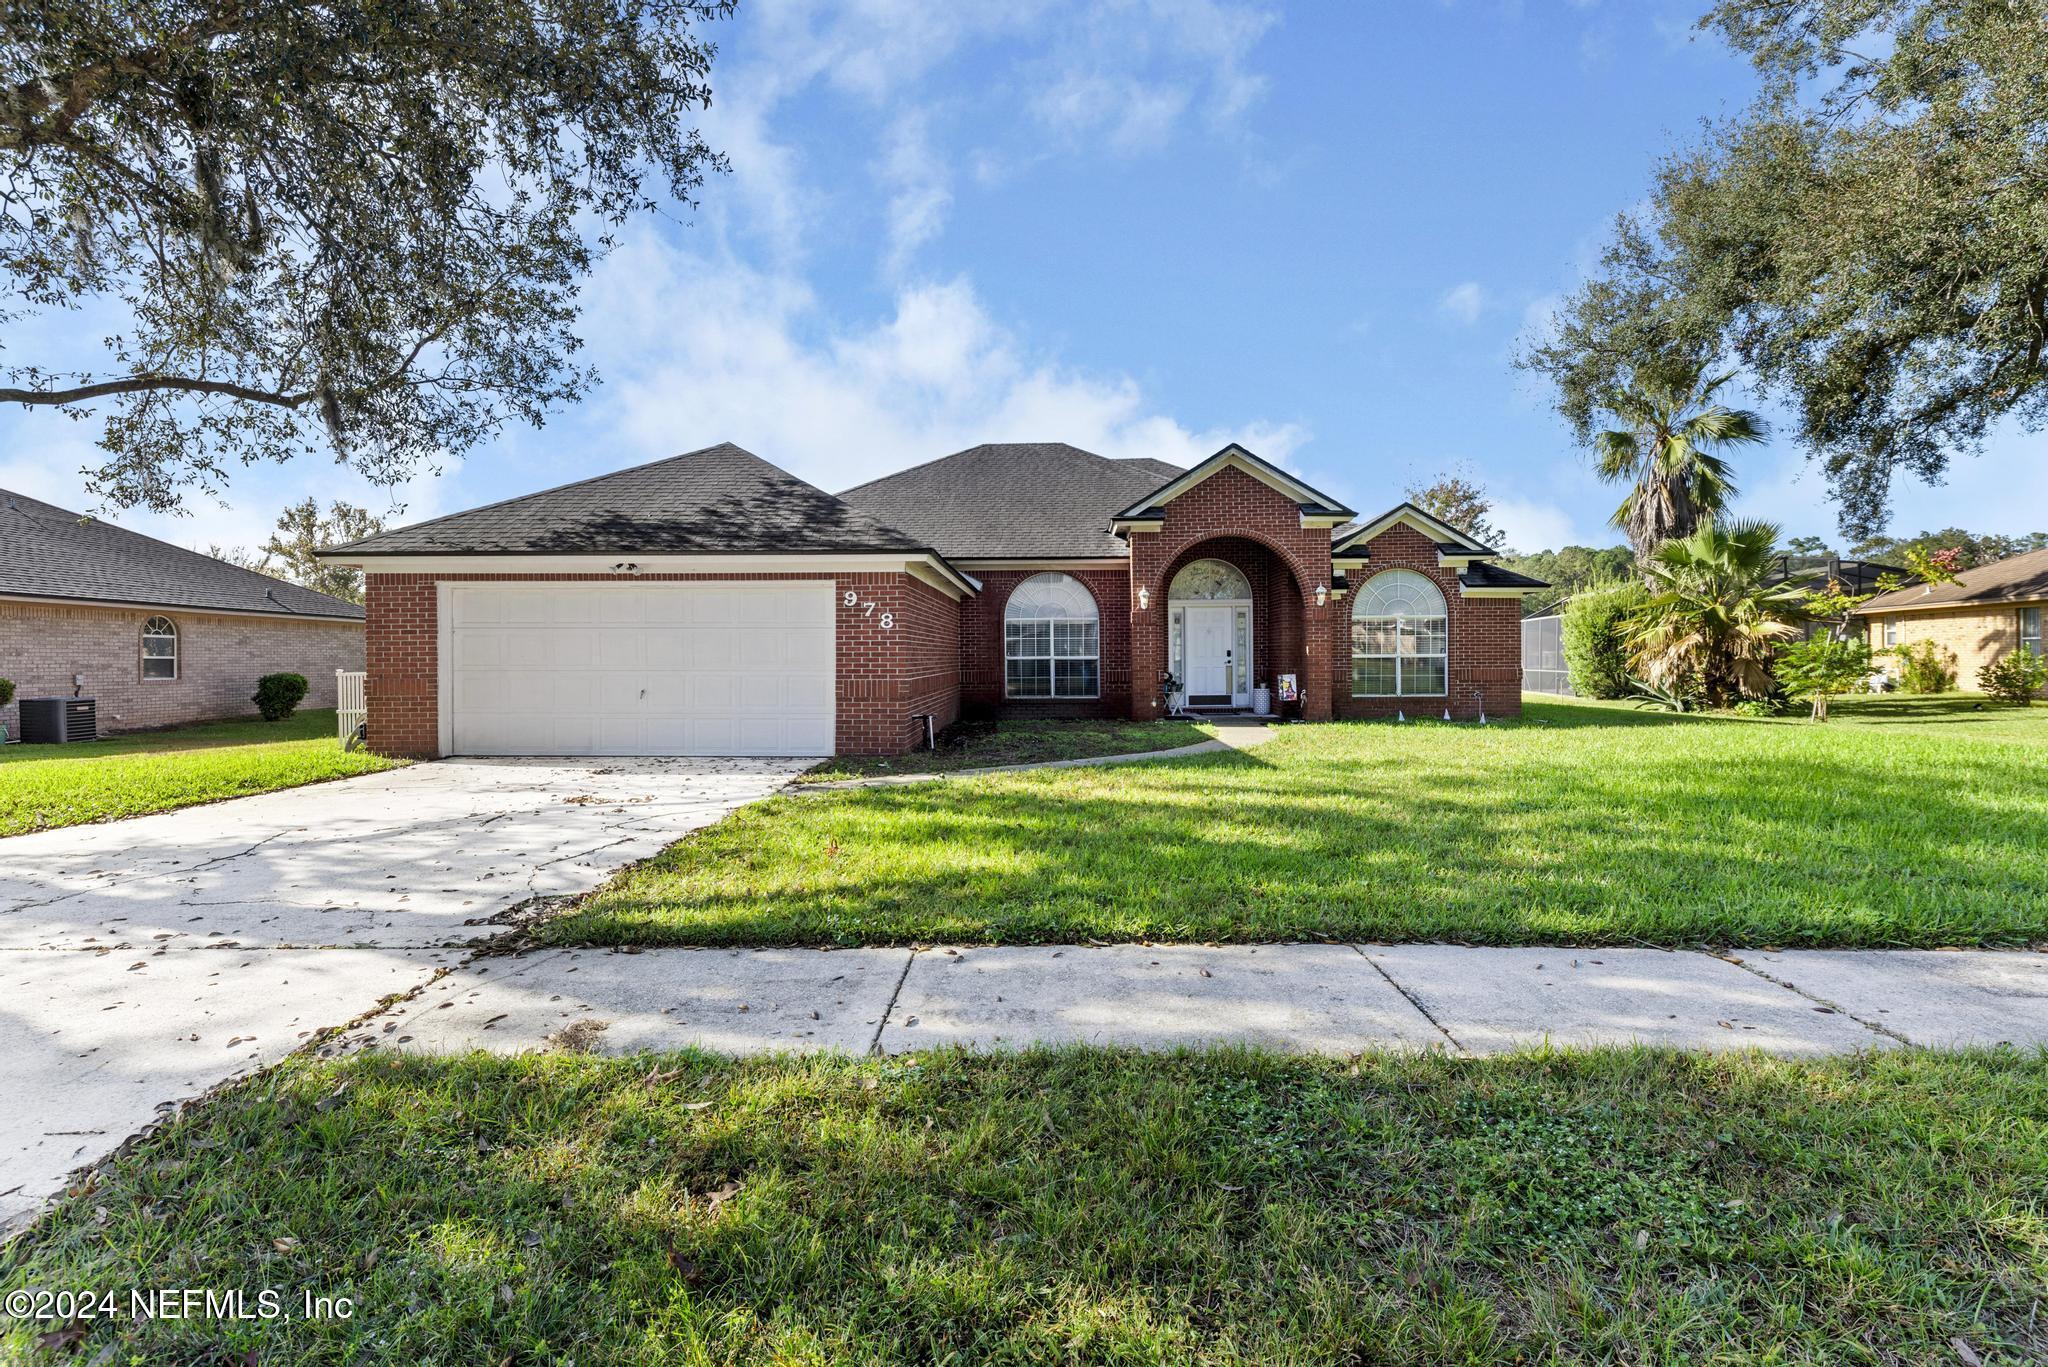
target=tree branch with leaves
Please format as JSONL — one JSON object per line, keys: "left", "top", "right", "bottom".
{"left": 0, "top": 0, "right": 734, "bottom": 512}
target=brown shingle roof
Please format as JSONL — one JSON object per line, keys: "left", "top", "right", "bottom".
{"left": 1855, "top": 547, "right": 2048, "bottom": 613}
{"left": 332, "top": 443, "right": 930, "bottom": 558}
{"left": 0, "top": 490, "right": 364, "bottom": 620}
{"left": 839, "top": 443, "right": 1180, "bottom": 560}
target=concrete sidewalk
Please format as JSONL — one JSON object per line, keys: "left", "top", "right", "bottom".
{"left": 0, "top": 756, "right": 808, "bottom": 1229}
{"left": 334, "top": 941, "right": 2048, "bottom": 1060}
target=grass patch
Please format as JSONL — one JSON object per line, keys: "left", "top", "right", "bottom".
{"left": 547, "top": 694, "right": 2048, "bottom": 948}
{"left": 5, "top": 1046, "right": 2045, "bottom": 1364}
{"left": 0, "top": 709, "right": 402, "bottom": 836}
{"left": 799, "top": 718, "right": 1215, "bottom": 783}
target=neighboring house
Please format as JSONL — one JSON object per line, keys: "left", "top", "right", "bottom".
{"left": 1768, "top": 553, "right": 1905, "bottom": 598}
{"left": 1855, "top": 547, "right": 2048, "bottom": 691}
{"left": 320, "top": 441, "right": 1547, "bottom": 759}
{"left": 0, "top": 490, "right": 365, "bottom": 737}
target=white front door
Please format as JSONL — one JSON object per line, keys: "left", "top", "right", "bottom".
{"left": 446, "top": 582, "right": 835, "bottom": 756}
{"left": 1186, "top": 604, "right": 1235, "bottom": 701}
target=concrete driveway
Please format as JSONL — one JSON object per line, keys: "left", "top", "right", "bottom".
{"left": 0, "top": 756, "right": 806, "bottom": 1228}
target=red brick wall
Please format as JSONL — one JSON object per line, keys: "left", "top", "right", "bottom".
{"left": 1335, "top": 523, "right": 1523, "bottom": 720}
{"left": 1126, "top": 466, "right": 1337, "bottom": 720}
{"left": 0, "top": 598, "right": 362, "bottom": 737}
{"left": 960, "top": 567, "right": 1132, "bottom": 719}
{"left": 836, "top": 572, "right": 964, "bottom": 755}
{"left": 1155, "top": 537, "right": 1296, "bottom": 697}
{"left": 362, "top": 571, "right": 962, "bottom": 759}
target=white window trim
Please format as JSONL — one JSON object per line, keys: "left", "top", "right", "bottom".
{"left": 1882, "top": 617, "right": 1900, "bottom": 647}
{"left": 140, "top": 615, "right": 179, "bottom": 682}
{"left": 2021, "top": 606, "right": 2043, "bottom": 655}
{"left": 1003, "top": 573, "right": 1101, "bottom": 700}
{"left": 1350, "top": 571, "right": 1449, "bottom": 699}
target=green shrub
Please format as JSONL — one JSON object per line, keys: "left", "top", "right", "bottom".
{"left": 0, "top": 677, "right": 13, "bottom": 708}
{"left": 252, "top": 672, "right": 310, "bottom": 722}
{"left": 1891, "top": 639, "right": 1957, "bottom": 694}
{"left": 1775, "top": 634, "right": 1873, "bottom": 721}
{"left": 1561, "top": 580, "right": 1645, "bottom": 699}
{"left": 1979, "top": 648, "right": 2047, "bottom": 705}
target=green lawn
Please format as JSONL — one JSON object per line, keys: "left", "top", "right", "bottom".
{"left": 7, "top": 1046, "right": 2045, "bottom": 1364}
{"left": 0, "top": 709, "right": 402, "bottom": 836}
{"left": 799, "top": 718, "right": 1215, "bottom": 783}
{"left": 547, "top": 693, "right": 2048, "bottom": 949}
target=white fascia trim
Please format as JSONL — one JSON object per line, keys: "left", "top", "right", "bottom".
{"left": 905, "top": 560, "right": 974, "bottom": 598}
{"left": 1458, "top": 586, "right": 1534, "bottom": 599}
{"left": 1334, "top": 507, "right": 1493, "bottom": 556}
{"left": 435, "top": 580, "right": 453, "bottom": 757}
{"left": 1115, "top": 451, "right": 1348, "bottom": 520}
{"left": 0, "top": 591, "right": 361, "bottom": 625}
{"left": 1301, "top": 513, "right": 1351, "bottom": 529}
{"left": 951, "top": 558, "right": 1130, "bottom": 570}
{"left": 1438, "top": 553, "right": 1481, "bottom": 569}
{"left": 1854, "top": 595, "right": 2047, "bottom": 617}
{"left": 341, "top": 552, "right": 975, "bottom": 597}
{"left": 1108, "top": 518, "right": 1165, "bottom": 533}
{"left": 1332, "top": 557, "right": 1368, "bottom": 571}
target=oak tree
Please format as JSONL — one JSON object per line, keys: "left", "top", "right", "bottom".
{"left": 1, "top": 0, "right": 733, "bottom": 511}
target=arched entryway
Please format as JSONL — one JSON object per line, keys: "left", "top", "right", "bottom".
{"left": 1168, "top": 558, "right": 1254, "bottom": 707}
{"left": 1157, "top": 538, "right": 1309, "bottom": 713}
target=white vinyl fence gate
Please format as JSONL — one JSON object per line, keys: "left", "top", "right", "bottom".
{"left": 336, "top": 669, "right": 367, "bottom": 742}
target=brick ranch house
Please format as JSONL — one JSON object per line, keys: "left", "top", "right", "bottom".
{"left": 1855, "top": 546, "right": 2048, "bottom": 694}
{"left": 1, "top": 490, "right": 365, "bottom": 737}
{"left": 320, "top": 441, "right": 1546, "bottom": 759}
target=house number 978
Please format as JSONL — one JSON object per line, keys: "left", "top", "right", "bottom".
{"left": 843, "top": 590, "right": 894, "bottom": 629}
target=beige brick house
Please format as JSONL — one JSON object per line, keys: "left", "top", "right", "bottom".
{"left": 1856, "top": 547, "right": 2048, "bottom": 695}
{"left": 2, "top": 490, "right": 365, "bottom": 738}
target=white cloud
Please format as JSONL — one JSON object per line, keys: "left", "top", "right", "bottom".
{"left": 570, "top": 230, "right": 1305, "bottom": 492}
{"left": 1438, "top": 280, "right": 1489, "bottom": 324}
{"left": 1489, "top": 497, "right": 1590, "bottom": 553}
{"left": 877, "top": 111, "right": 953, "bottom": 276}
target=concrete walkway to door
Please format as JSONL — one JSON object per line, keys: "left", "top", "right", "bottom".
{"left": 335, "top": 940, "right": 2048, "bottom": 1061}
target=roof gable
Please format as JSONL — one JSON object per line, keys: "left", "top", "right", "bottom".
{"left": 0, "top": 490, "right": 364, "bottom": 620}
{"left": 1113, "top": 444, "right": 1354, "bottom": 524}
{"left": 332, "top": 443, "right": 931, "bottom": 559}
{"left": 1332, "top": 502, "right": 1499, "bottom": 558}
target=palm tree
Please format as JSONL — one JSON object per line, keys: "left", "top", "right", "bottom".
{"left": 1629, "top": 519, "right": 1807, "bottom": 707}
{"left": 1594, "top": 359, "right": 1766, "bottom": 566}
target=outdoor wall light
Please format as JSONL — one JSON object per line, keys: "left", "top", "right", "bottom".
{"left": 1314, "top": 583, "right": 1328, "bottom": 607}
{"left": 1137, "top": 586, "right": 1150, "bottom": 610}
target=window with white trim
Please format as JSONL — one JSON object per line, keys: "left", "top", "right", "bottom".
{"left": 1351, "top": 570, "right": 1447, "bottom": 697}
{"left": 141, "top": 615, "right": 178, "bottom": 681}
{"left": 1882, "top": 617, "right": 1899, "bottom": 648}
{"left": 1004, "top": 573, "right": 1099, "bottom": 698}
{"left": 2022, "top": 606, "right": 2043, "bottom": 657}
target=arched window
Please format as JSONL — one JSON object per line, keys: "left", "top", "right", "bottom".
{"left": 1004, "top": 573, "right": 1099, "bottom": 698}
{"left": 141, "top": 615, "right": 179, "bottom": 681}
{"left": 1168, "top": 558, "right": 1253, "bottom": 601}
{"left": 1351, "top": 570, "right": 1446, "bottom": 697}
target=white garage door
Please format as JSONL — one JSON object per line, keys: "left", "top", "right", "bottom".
{"left": 447, "top": 583, "right": 835, "bottom": 756}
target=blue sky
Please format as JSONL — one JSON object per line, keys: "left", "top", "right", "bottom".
{"left": 4, "top": 0, "right": 2043, "bottom": 556}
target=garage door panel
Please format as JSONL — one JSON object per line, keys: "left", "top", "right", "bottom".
{"left": 550, "top": 674, "right": 600, "bottom": 711}
{"left": 448, "top": 583, "right": 836, "bottom": 757}
{"left": 785, "top": 675, "right": 833, "bottom": 710}
{"left": 595, "top": 631, "right": 643, "bottom": 669}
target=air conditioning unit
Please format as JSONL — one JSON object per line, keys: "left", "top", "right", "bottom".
{"left": 20, "top": 697, "right": 97, "bottom": 744}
